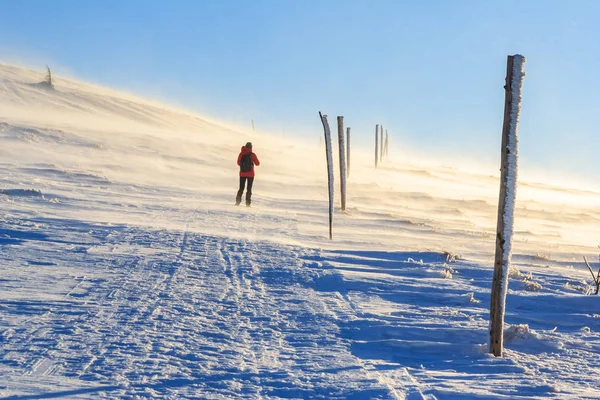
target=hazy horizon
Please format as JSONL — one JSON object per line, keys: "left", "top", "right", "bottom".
{"left": 1, "top": 0, "right": 599, "bottom": 187}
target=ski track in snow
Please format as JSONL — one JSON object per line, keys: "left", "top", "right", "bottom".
{"left": 0, "top": 213, "right": 403, "bottom": 398}
{"left": 2, "top": 208, "right": 600, "bottom": 398}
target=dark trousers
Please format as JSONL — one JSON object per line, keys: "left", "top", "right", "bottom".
{"left": 236, "top": 177, "right": 254, "bottom": 205}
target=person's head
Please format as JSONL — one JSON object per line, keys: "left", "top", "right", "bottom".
{"left": 245, "top": 142, "right": 253, "bottom": 149}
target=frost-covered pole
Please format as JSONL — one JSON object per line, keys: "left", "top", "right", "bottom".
{"left": 337, "top": 116, "right": 347, "bottom": 211}
{"left": 384, "top": 129, "right": 389, "bottom": 159}
{"left": 380, "top": 125, "right": 384, "bottom": 163}
{"left": 346, "top": 127, "right": 351, "bottom": 178}
{"left": 375, "top": 124, "right": 379, "bottom": 168}
{"left": 489, "top": 54, "right": 526, "bottom": 357}
{"left": 319, "top": 112, "right": 334, "bottom": 240}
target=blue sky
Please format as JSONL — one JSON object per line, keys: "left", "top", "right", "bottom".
{"left": 1, "top": 0, "right": 599, "bottom": 186}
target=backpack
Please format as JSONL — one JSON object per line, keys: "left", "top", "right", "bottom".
{"left": 240, "top": 153, "right": 253, "bottom": 172}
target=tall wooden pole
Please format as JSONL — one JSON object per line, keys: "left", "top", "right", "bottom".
{"left": 489, "top": 54, "right": 526, "bottom": 357}
{"left": 346, "top": 127, "right": 351, "bottom": 178}
{"left": 385, "top": 129, "right": 389, "bottom": 158}
{"left": 375, "top": 124, "right": 379, "bottom": 168}
{"left": 380, "top": 125, "right": 384, "bottom": 163}
{"left": 319, "top": 112, "right": 334, "bottom": 240}
{"left": 337, "top": 116, "right": 347, "bottom": 211}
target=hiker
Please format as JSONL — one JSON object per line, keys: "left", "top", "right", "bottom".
{"left": 236, "top": 142, "right": 260, "bottom": 206}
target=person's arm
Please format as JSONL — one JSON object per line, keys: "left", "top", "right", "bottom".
{"left": 252, "top": 153, "right": 260, "bottom": 166}
{"left": 237, "top": 153, "right": 242, "bottom": 166}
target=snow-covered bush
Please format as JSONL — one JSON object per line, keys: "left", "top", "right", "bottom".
{"left": 442, "top": 251, "right": 461, "bottom": 263}
{"left": 440, "top": 268, "right": 453, "bottom": 279}
{"left": 524, "top": 280, "right": 542, "bottom": 292}
{"left": 504, "top": 324, "right": 534, "bottom": 341}
{"left": 508, "top": 266, "right": 521, "bottom": 279}
{"left": 521, "top": 271, "right": 542, "bottom": 291}
{"left": 535, "top": 252, "right": 552, "bottom": 261}
{"left": 510, "top": 270, "right": 542, "bottom": 292}
{"left": 565, "top": 280, "right": 590, "bottom": 294}
{"left": 433, "top": 263, "right": 455, "bottom": 279}
{"left": 466, "top": 292, "right": 480, "bottom": 303}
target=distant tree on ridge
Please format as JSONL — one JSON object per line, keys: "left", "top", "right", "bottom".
{"left": 44, "top": 65, "right": 53, "bottom": 87}
{"left": 35, "top": 65, "right": 55, "bottom": 90}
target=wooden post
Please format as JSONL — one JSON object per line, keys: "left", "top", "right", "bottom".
{"left": 319, "top": 112, "right": 334, "bottom": 240}
{"left": 337, "top": 116, "right": 347, "bottom": 211}
{"left": 380, "top": 125, "right": 384, "bottom": 163}
{"left": 384, "top": 129, "right": 389, "bottom": 159}
{"left": 375, "top": 124, "right": 379, "bottom": 168}
{"left": 489, "top": 54, "right": 526, "bottom": 357}
{"left": 252, "top": 119, "right": 255, "bottom": 131}
{"left": 346, "top": 127, "right": 351, "bottom": 178}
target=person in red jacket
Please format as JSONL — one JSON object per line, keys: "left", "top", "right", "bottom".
{"left": 236, "top": 142, "right": 260, "bottom": 206}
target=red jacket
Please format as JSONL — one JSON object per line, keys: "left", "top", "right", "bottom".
{"left": 237, "top": 146, "right": 260, "bottom": 177}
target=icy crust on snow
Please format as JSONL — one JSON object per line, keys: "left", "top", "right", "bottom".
{"left": 499, "top": 55, "right": 526, "bottom": 320}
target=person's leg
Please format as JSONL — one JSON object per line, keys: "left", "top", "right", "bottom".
{"left": 236, "top": 177, "right": 246, "bottom": 205}
{"left": 245, "top": 177, "right": 254, "bottom": 206}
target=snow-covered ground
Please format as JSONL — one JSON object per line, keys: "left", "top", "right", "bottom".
{"left": 1, "top": 63, "right": 599, "bottom": 399}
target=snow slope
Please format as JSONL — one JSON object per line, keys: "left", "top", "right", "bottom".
{"left": 1, "top": 63, "right": 600, "bottom": 399}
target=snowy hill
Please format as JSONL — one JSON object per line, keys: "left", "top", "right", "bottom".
{"left": 1, "top": 63, "right": 600, "bottom": 398}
